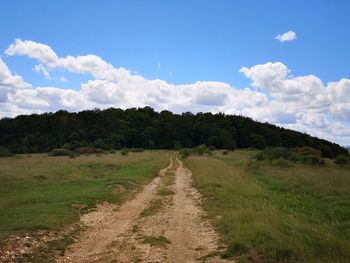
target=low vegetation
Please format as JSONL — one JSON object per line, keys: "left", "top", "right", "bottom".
{"left": 74, "top": 147, "right": 103, "bottom": 155}
{"left": 179, "top": 144, "right": 212, "bottom": 158}
{"left": 334, "top": 154, "right": 350, "bottom": 166}
{"left": 185, "top": 150, "right": 350, "bottom": 262}
{"left": 0, "top": 151, "right": 170, "bottom": 240}
{"left": 121, "top": 147, "right": 129, "bottom": 155}
{"left": 48, "top": 148, "right": 75, "bottom": 157}
{"left": 142, "top": 235, "right": 170, "bottom": 247}
{"left": 0, "top": 146, "right": 13, "bottom": 158}
{"left": 255, "top": 146, "right": 326, "bottom": 166}
{"left": 140, "top": 198, "right": 164, "bottom": 217}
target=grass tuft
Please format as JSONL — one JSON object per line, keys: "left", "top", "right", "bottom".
{"left": 140, "top": 198, "right": 163, "bottom": 217}
{"left": 142, "top": 235, "right": 170, "bottom": 247}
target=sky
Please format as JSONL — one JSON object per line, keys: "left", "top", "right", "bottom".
{"left": 0, "top": 0, "right": 349, "bottom": 145}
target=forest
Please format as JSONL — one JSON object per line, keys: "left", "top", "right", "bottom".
{"left": 0, "top": 107, "right": 347, "bottom": 158}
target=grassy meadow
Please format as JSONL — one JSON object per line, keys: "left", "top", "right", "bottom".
{"left": 185, "top": 150, "right": 350, "bottom": 263}
{"left": 0, "top": 151, "right": 171, "bottom": 239}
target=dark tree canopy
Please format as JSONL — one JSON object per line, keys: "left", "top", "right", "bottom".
{"left": 0, "top": 107, "right": 347, "bottom": 158}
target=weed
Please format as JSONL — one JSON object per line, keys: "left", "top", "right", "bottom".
{"left": 142, "top": 235, "right": 170, "bottom": 247}
{"left": 140, "top": 198, "right": 163, "bottom": 217}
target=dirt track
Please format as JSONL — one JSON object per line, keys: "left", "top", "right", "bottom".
{"left": 58, "top": 156, "right": 232, "bottom": 263}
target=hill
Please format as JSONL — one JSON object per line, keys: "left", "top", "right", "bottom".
{"left": 0, "top": 107, "right": 347, "bottom": 158}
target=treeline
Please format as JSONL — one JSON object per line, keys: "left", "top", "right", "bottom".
{"left": 0, "top": 107, "right": 347, "bottom": 158}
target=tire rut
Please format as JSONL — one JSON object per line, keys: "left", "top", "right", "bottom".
{"left": 57, "top": 158, "right": 173, "bottom": 263}
{"left": 57, "top": 156, "right": 233, "bottom": 263}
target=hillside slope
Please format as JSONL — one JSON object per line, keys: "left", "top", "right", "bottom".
{"left": 0, "top": 107, "right": 347, "bottom": 157}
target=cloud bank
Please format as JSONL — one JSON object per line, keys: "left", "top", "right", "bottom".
{"left": 1, "top": 39, "right": 349, "bottom": 145}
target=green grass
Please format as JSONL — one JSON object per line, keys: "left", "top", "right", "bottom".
{"left": 157, "top": 188, "right": 175, "bottom": 196}
{"left": 0, "top": 151, "right": 171, "bottom": 239}
{"left": 142, "top": 235, "right": 170, "bottom": 247}
{"left": 185, "top": 150, "right": 350, "bottom": 263}
{"left": 140, "top": 198, "right": 164, "bottom": 217}
{"left": 157, "top": 168, "right": 176, "bottom": 196}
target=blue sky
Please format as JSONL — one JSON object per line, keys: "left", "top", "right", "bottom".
{"left": 0, "top": 0, "right": 350, "bottom": 145}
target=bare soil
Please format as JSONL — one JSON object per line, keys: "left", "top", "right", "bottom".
{"left": 57, "top": 156, "right": 233, "bottom": 262}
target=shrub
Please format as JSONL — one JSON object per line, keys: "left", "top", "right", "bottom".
{"left": 179, "top": 148, "right": 192, "bottom": 159}
{"left": 75, "top": 147, "right": 103, "bottom": 155}
{"left": 121, "top": 148, "right": 129, "bottom": 155}
{"left": 0, "top": 146, "right": 13, "bottom": 158}
{"left": 49, "top": 148, "right": 75, "bottom": 157}
{"left": 192, "top": 144, "right": 211, "bottom": 155}
{"left": 209, "top": 145, "right": 216, "bottom": 151}
{"left": 301, "top": 155, "right": 325, "bottom": 166}
{"left": 334, "top": 155, "right": 349, "bottom": 166}
{"left": 62, "top": 143, "right": 72, "bottom": 150}
{"left": 256, "top": 147, "right": 291, "bottom": 161}
{"left": 130, "top": 148, "right": 144, "bottom": 152}
{"left": 297, "top": 147, "right": 321, "bottom": 157}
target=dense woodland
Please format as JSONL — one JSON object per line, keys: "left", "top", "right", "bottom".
{"left": 0, "top": 107, "right": 347, "bottom": 158}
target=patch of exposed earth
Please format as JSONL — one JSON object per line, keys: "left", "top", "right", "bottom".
{"left": 1, "top": 155, "right": 233, "bottom": 262}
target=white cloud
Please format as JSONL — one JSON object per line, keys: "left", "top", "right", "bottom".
{"left": 34, "top": 64, "right": 51, "bottom": 79}
{"left": 59, "top": 76, "right": 68, "bottom": 82}
{"left": 275, "top": 30, "right": 297, "bottom": 42}
{"left": 0, "top": 57, "right": 31, "bottom": 104}
{"left": 5, "top": 39, "right": 129, "bottom": 81}
{"left": 0, "top": 58, "right": 31, "bottom": 88}
{"left": 2, "top": 39, "right": 350, "bottom": 145}
{"left": 5, "top": 39, "right": 59, "bottom": 67}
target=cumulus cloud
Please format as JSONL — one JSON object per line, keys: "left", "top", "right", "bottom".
{"left": 0, "top": 58, "right": 31, "bottom": 88}
{"left": 5, "top": 39, "right": 129, "bottom": 81}
{"left": 2, "top": 39, "right": 350, "bottom": 145}
{"left": 0, "top": 57, "right": 31, "bottom": 104}
{"left": 5, "top": 39, "right": 59, "bottom": 67}
{"left": 275, "top": 30, "right": 297, "bottom": 42}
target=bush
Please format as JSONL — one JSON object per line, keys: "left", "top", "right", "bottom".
{"left": 62, "top": 143, "right": 72, "bottom": 150}
{"left": 297, "top": 147, "right": 321, "bottom": 157}
{"left": 334, "top": 155, "right": 349, "bottom": 166}
{"left": 0, "top": 146, "right": 13, "bottom": 157}
{"left": 256, "top": 147, "right": 291, "bottom": 161}
{"left": 179, "top": 145, "right": 211, "bottom": 159}
{"left": 121, "top": 148, "right": 129, "bottom": 155}
{"left": 130, "top": 148, "right": 144, "bottom": 152}
{"left": 179, "top": 148, "right": 192, "bottom": 159}
{"left": 301, "top": 155, "right": 325, "bottom": 166}
{"left": 192, "top": 144, "right": 211, "bottom": 155}
{"left": 49, "top": 148, "right": 75, "bottom": 157}
{"left": 209, "top": 145, "right": 216, "bottom": 151}
{"left": 75, "top": 147, "right": 103, "bottom": 155}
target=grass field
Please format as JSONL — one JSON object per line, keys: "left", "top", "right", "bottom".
{"left": 0, "top": 151, "right": 171, "bottom": 239}
{"left": 185, "top": 150, "right": 350, "bottom": 263}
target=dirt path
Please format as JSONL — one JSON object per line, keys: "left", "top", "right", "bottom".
{"left": 58, "top": 156, "right": 232, "bottom": 263}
